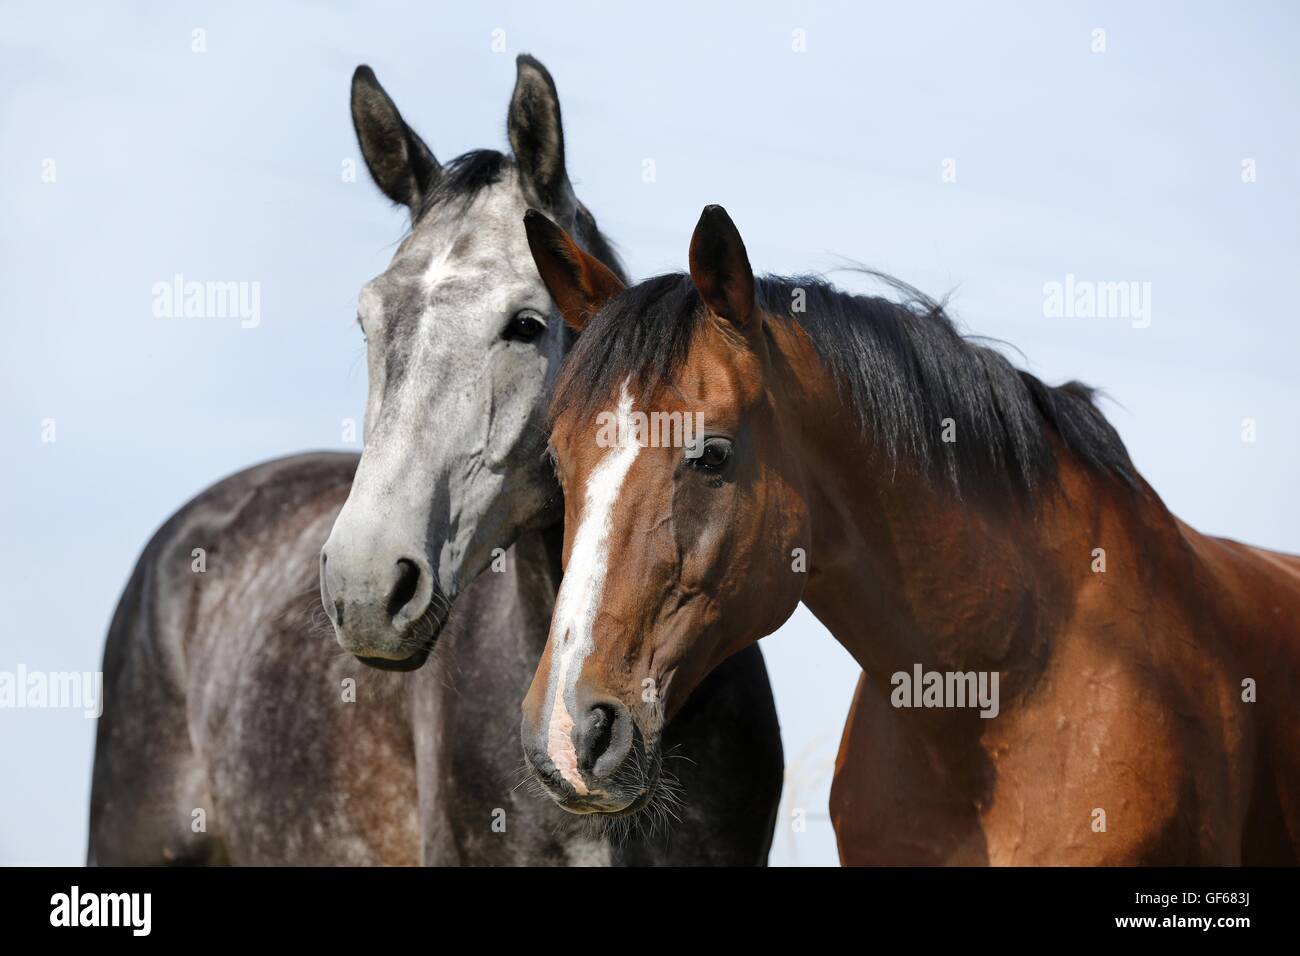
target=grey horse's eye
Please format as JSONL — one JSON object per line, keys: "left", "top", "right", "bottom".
{"left": 503, "top": 310, "right": 546, "bottom": 344}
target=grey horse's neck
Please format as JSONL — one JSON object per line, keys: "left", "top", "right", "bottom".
{"left": 504, "top": 523, "right": 564, "bottom": 644}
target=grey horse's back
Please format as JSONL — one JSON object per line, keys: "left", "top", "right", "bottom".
{"left": 86, "top": 452, "right": 409, "bottom": 864}
{"left": 88, "top": 495, "right": 223, "bottom": 864}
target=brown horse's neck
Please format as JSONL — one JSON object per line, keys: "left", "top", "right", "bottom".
{"left": 768, "top": 318, "right": 1162, "bottom": 702}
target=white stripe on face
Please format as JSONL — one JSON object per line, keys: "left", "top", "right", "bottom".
{"left": 545, "top": 383, "right": 641, "bottom": 794}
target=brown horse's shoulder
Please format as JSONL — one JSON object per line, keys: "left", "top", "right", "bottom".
{"left": 1173, "top": 521, "right": 1300, "bottom": 637}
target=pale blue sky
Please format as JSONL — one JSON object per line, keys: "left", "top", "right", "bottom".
{"left": 1, "top": 1, "right": 1296, "bottom": 866}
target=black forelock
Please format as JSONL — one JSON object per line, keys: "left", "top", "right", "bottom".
{"left": 417, "top": 149, "right": 511, "bottom": 215}
{"left": 414, "top": 148, "right": 626, "bottom": 283}
{"left": 551, "top": 272, "right": 1136, "bottom": 500}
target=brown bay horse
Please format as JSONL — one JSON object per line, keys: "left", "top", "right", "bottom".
{"left": 518, "top": 204, "right": 1300, "bottom": 864}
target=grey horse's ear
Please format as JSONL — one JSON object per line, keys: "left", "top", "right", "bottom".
{"left": 508, "top": 55, "right": 572, "bottom": 212}
{"left": 351, "top": 65, "right": 441, "bottom": 212}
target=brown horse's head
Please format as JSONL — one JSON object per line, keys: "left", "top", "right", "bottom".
{"left": 519, "top": 207, "right": 808, "bottom": 814}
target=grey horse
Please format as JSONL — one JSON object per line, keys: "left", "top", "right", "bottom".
{"left": 88, "top": 57, "right": 783, "bottom": 865}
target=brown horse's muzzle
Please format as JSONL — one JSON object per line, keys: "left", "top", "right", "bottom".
{"left": 521, "top": 693, "right": 657, "bottom": 815}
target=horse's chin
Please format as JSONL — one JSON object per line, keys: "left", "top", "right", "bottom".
{"left": 354, "top": 644, "right": 433, "bottom": 671}
{"left": 548, "top": 785, "right": 655, "bottom": 818}
{"left": 535, "top": 743, "right": 664, "bottom": 819}
{"left": 599, "top": 786, "right": 658, "bottom": 818}
{"left": 351, "top": 614, "right": 446, "bottom": 671}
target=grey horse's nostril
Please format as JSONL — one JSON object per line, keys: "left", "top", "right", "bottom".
{"left": 319, "top": 550, "right": 341, "bottom": 626}
{"left": 386, "top": 558, "right": 422, "bottom": 620}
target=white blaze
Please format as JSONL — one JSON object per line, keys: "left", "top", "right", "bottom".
{"left": 545, "top": 383, "right": 641, "bottom": 793}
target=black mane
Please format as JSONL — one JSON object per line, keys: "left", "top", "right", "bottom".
{"left": 552, "top": 272, "right": 1135, "bottom": 499}
{"left": 417, "top": 148, "right": 626, "bottom": 282}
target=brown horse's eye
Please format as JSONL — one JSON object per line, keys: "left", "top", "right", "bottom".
{"left": 690, "top": 437, "right": 733, "bottom": 472}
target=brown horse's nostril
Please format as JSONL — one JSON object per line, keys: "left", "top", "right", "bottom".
{"left": 386, "top": 558, "right": 422, "bottom": 620}
{"left": 574, "top": 702, "right": 631, "bottom": 777}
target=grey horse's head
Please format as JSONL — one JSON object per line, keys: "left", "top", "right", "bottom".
{"left": 321, "top": 56, "right": 623, "bottom": 668}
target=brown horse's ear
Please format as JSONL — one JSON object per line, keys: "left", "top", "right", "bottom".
{"left": 524, "top": 210, "right": 625, "bottom": 332}
{"left": 688, "top": 204, "right": 755, "bottom": 327}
